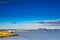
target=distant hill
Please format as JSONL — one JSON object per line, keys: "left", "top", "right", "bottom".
{"left": 0, "top": 28, "right": 60, "bottom": 32}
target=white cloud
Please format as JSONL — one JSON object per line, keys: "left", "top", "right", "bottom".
{"left": 26, "top": 19, "right": 60, "bottom": 23}
{"left": 0, "top": 19, "right": 60, "bottom": 29}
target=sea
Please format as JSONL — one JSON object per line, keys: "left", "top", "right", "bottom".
{"left": 0, "top": 31, "right": 60, "bottom": 40}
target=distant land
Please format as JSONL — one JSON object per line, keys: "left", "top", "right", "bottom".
{"left": 0, "top": 28, "right": 60, "bottom": 32}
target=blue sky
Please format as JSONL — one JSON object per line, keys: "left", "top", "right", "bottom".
{"left": 0, "top": 0, "right": 60, "bottom": 29}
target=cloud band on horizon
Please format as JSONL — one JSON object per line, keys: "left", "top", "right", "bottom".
{"left": 0, "top": 19, "right": 60, "bottom": 29}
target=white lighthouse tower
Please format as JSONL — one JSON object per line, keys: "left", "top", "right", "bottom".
{"left": 8, "top": 28, "right": 13, "bottom": 32}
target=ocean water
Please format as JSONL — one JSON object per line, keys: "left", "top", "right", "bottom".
{"left": 0, "top": 31, "right": 60, "bottom": 40}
